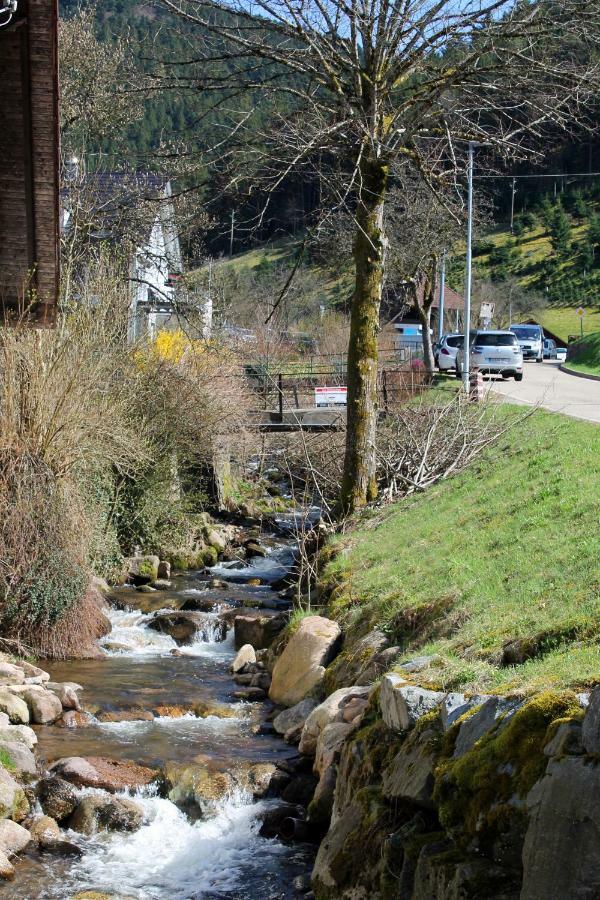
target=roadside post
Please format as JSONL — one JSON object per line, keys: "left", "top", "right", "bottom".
{"left": 576, "top": 307, "right": 585, "bottom": 339}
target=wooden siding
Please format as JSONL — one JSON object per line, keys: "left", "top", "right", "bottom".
{"left": 0, "top": 0, "right": 60, "bottom": 325}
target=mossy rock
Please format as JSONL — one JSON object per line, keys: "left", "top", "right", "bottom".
{"left": 434, "top": 690, "right": 581, "bottom": 846}
{"left": 196, "top": 546, "right": 219, "bottom": 568}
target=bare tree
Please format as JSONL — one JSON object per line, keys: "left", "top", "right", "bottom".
{"left": 159, "top": 0, "right": 599, "bottom": 512}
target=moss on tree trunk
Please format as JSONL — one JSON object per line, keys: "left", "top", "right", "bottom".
{"left": 340, "top": 157, "right": 388, "bottom": 514}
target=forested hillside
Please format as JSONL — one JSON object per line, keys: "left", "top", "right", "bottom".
{"left": 60, "top": 0, "right": 600, "bottom": 301}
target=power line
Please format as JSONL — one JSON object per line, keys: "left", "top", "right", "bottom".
{"left": 475, "top": 171, "right": 600, "bottom": 180}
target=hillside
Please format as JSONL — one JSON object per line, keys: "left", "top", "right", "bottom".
{"left": 564, "top": 332, "right": 600, "bottom": 376}
{"left": 468, "top": 189, "right": 600, "bottom": 336}
{"left": 189, "top": 240, "right": 354, "bottom": 328}
{"left": 324, "top": 406, "right": 600, "bottom": 696}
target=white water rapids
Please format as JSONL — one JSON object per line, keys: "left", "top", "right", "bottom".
{"left": 101, "top": 605, "right": 235, "bottom": 659}
{"left": 8, "top": 580, "right": 313, "bottom": 899}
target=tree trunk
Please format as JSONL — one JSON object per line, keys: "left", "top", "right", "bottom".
{"left": 417, "top": 304, "right": 435, "bottom": 375}
{"left": 340, "top": 157, "right": 388, "bottom": 514}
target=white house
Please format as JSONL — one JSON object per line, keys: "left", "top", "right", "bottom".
{"left": 62, "top": 169, "right": 211, "bottom": 343}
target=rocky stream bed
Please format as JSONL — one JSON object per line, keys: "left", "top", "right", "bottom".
{"left": 1, "top": 521, "right": 318, "bottom": 899}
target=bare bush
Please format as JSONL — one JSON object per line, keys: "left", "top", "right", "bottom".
{"left": 277, "top": 391, "right": 533, "bottom": 514}
{"left": 375, "top": 393, "right": 533, "bottom": 503}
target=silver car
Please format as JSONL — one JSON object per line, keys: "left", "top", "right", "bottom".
{"left": 456, "top": 330, "right": 523, "bottom": 381}
{"left": 510, "top": 324, "right": 544, "bottom": 362}
{"left": 435, "top": 333, "right": 464, "bottom": 372}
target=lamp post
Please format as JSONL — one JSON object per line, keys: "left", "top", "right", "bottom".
{"left": 437, "top": 252, "right": 446, "bottom": 344}
{"left": 463, "top": 142, "right": 475, "bottom": 393}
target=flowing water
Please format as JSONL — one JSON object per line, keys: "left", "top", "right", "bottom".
{"left": 7, "top": 535, "right": 315, "bottom": 899}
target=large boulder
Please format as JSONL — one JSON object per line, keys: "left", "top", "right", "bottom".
{"left": 522, "top": 756, "right": 600, "bottom": 900}
{"left": 307, "top": 765, "right": 338, "bottom": 827}
{"left": 299, "top": 687, "right": 371, "bottom": 756}
{"left": 69, "top": 794, "right": 144, "bottom": 836}
{"left": 234, "top": 614, "right": 286, "bottom": 651}
{"left": 37, "top": 776, "right": 78, "bottom": 823}
{"left": 439, "top": 693, "right": 488, "bottom": 732}
{"left": 269, "top": 616, "right": 342, "bottom": 707}
{"left": 49, "top": 757, "right": 158, "bottom": 793}
{"left": 236, "top": 762, "right": 278, "bottom": 799}
{"left": 125, "top": 555, "right": 160, "bottom": 586}
{"left": 379, "top": 675, "right": 444, "bottom": 732}
{"left": 12, "top": 686, "right": 62, "bottom": 724}
{"left": 0, "top": 690, "right": 29, "bottom": 725}
{"left": 273, "top": 699, "right": 319, "bottom": 741}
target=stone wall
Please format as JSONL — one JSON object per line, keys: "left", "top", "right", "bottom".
{"left": 262, "top": 614, "right": 600, "bottom": 900}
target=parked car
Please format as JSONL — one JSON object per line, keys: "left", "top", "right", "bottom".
{"left": 543, "top": 338, "right": 557, "bottom": 359}
{"left": 510, "top": 323, "right": 544, "bottom": 362}
{"left": 435, "top": 333, "right": 464, "bottom": 371}
{"left": 456, "top": 330, "right": 523, "bottom": 381}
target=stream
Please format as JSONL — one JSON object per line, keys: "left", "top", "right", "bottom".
{"left": 7, "top": 525, "right": 316, "bottom": 899}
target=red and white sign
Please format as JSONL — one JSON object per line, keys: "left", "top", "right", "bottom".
{"left": 315, "top": 386, "right": 347, "bottom": 407}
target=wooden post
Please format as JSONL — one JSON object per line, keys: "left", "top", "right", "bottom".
{"left": 278, "top": 373, "right": 284, "bottom": 422}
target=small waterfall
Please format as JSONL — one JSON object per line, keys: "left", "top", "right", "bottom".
{"left": 100, "top": 607, "right": 235, "bottom": 661}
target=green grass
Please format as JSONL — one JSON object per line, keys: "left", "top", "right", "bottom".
{"left": 535, "top": 308, "right": 600, "bottom": 342}
{"left": 324, "top": 407, "right": 600, "bottom": 695}
{"left": 563, "top": 331, "right": 600, "bottom": 377}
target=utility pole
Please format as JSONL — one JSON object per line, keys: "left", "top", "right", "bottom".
{"left": 437, "top": 252, "right": 446, "bottom": 343}
{"left": 510, "top": 177, "right": 517, "bottom": 234}
{"left": 229, "top": 210, "right": 235, "bottom": 257}
{"left": 463, "top": 142, "right": 475, "bottom": 393}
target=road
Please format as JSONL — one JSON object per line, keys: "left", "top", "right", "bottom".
{"left": 489, "top": 360, "right": 600, "bottom": 424}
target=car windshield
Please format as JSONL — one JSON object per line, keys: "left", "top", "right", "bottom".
{"left": 446, "top": 336, "right": 463, "bottom": 348}
{"left": 473, "top": 333, "right": 517, "bottom": 347}
{"left": 511, "top": 326, "right": 541, "bottom": 340}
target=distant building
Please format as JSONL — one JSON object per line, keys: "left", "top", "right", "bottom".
{"left": 62, "top": 170, "right": 211, "bottom": 343}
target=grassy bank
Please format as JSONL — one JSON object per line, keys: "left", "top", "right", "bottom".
{"left": 324, "top": 406, "right": 600, "bottom": 695}
{"left": 563, "top": 331, "right": 600, "bottom": 377}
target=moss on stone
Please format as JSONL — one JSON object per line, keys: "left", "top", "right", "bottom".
{"left": 434, "top": 690, "right": 581, "bottom": 843}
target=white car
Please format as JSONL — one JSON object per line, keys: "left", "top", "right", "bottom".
{"left": 510, "top": 324, "right": 544, "bottom": 362}
{"left": 435, "top": 333, "right": 464, "bottom": 372}
{"left": 556, "top": 347, "right": 567, "bottom": 363}
{"left": 456, "top": 330, "right": 524, "bottom": 381}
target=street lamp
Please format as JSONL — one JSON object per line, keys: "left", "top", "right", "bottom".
{"left": 463, "top": 141, "right": 475, "bottom": 393}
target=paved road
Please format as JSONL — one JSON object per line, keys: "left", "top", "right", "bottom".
{"left": 489, "top": 360, "right": 600, "bottom": 424}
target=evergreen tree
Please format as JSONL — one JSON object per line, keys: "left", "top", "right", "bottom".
{"left": 549, "top": 203, "right": 571, "bottom": 258}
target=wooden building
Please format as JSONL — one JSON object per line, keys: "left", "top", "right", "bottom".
{"left": 0, "top": 0, "right": 60, "bottom": 324}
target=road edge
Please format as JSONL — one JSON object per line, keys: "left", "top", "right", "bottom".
{"left": 559, "top": 363, "right": 600, "bottom": 383}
